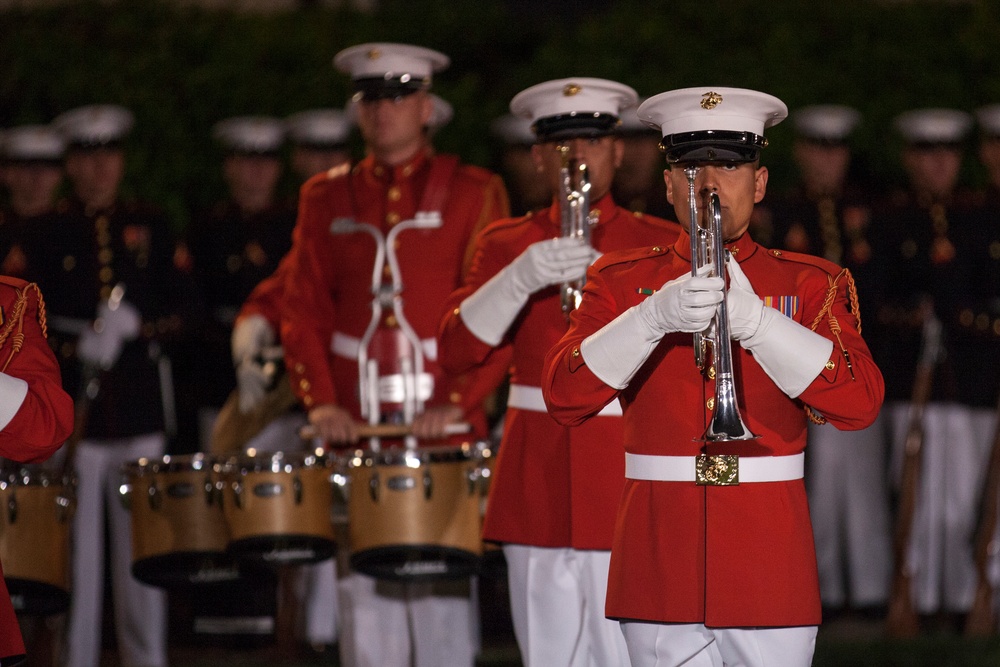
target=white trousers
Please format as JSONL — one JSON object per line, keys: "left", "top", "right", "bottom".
{"left": 888, "top": 401, "right": 997, "bottom": 613}
{"left": 806, "top": 412, "right": 893, "bottom": 608}
{"left": 240, "top": 411, "right": 338, "bottom": 646}
{"left": 619, "top": 622, "right": 817, "bottom": 667}
{"left": 337, "top": 572, "right": 479, "bottom": 667}
{"left": 65, "top": 434, "right": 168, "bottom": 667}
{"left": 502, "top": 544, "right": 629, "bottom": 667}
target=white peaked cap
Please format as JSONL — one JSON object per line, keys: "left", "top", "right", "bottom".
{"left": 637, "top": 87, "right": 787, "bottom": 162}
{"left": 2, "top": 125, "right": 66, "bottom": 161}
{"left": 894, "top": 108, "right": 972, "bottom": 145}
{"left": 510, "top": 77, "right": 638, "bottom": 141}
{"left": 286, "top": 109, "right": 353, "bottom": 148}
{"left": 53, "top": 104, "right": 134, "bottom": 147}
{"left": 792, "top": 104, "right": 861, "bottom": 142}
{"left": 213, "top": 116, "right": 286, "bottom": 154}
{"left": 333, "top": 43, "right": 449, "bottom": 83}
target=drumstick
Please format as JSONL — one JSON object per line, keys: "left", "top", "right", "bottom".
{"left": 299, "top": 421, "right": 472, "bottom": 441}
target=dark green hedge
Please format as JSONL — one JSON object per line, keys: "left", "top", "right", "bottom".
{"left": 2, "top": 0, "right": 1000, "bottom": 230}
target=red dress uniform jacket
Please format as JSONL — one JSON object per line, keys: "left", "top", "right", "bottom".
{"left": 439, "top": 194, "right": 680, "bottom": 548}
{"left": 543, "top": 233, "right": 884, "bottom": 627}
{"left": 0, "top": 277, "right": 74, "bottom": 662}
{"left": 281, "top": 150, "right": 509, "bottom": 434}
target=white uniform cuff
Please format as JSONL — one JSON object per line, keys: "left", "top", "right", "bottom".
{"left": 743, "top": 308, "right": 833, "bottom": 398}
{"left": 0, "top": 373, "right": 29, "bottom": 431}
{"left": 580, "top": 305, "right": 661, "bottom": 390}
{"left": 459, "top": 267, "right": 528, "bottom": 347}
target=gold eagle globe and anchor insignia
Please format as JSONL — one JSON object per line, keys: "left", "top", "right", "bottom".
{"left": 563, "top": 83, "right": 582, "bottom": 97}
{"left": 696, "top": 454, "right": 740, "bottom": 486}
{"left": 700, "top": 91, "right": 724, "bottom": 110}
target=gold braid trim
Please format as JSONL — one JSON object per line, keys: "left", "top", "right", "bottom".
{"left": 804, "top": 268, "right": 861, "bottom": 425}
{"left": 0, "top": 282, "right": 48, "bottom": 373}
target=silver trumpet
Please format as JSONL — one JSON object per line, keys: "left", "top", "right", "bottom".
{"left": 684, "top": 167, "right": 757, "bottom": 442}
{"left": 558, "top": 145, "right": 596, "bottom": 317}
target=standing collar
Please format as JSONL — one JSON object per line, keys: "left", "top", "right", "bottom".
{"left": 672, "top": 228, "right": 759, "bottom": 263}
{"left": 358, "top": 146, "right": 433, "bottom": 183}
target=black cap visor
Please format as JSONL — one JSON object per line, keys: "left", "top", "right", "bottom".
{"left": 533, "top": 113, "right": 620, "bottom": 142}
{"left": 661, "top": 130, "right": 766, "bottom": 163}
{"left": 353, "top": 76, "right": 429, "bottom": 102}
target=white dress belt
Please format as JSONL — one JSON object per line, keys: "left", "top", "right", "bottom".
{"left": 331, "top": 331, "right": 438, "bottom": 363}
{"left": 625, "top": 452, "right": 804, "bottom": 483}
{"left": 507, "top": 384, "right": 623, "bottom": 418}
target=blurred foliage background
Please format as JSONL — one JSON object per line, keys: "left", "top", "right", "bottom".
{"left": 2, "top": 0, "right": 1000, "bottom": 230}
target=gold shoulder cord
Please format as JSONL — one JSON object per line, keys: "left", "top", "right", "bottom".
{"left": 805, "top": 268, "right": 861, "bottom": 425}
{"left": 0, "top": 283, "right": 48, "bottom": 373}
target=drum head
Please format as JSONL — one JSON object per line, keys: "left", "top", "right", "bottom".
{"left": 6, "top": 579, "right": 70, "bottom": 616}
{"left": 350, "top": 546, "right": 479, "bottom": 581}
{"left": 132, "top": 552, "right": 244, "bottom": 589}
{"left": 228, "top": 535, "right": 335, "bottom": 567}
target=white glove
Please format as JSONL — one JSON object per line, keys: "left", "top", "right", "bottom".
{"left": 232, "top": 315, "right": 277, "bottom": 413}
{"left": 76, "top": 299, "right": 141, "bottom": 370}
{"left": 236, "top": 357, "right": 272, "bottom": 413}
{"left": 581, "top": 268, "right": 723, "bottom": 390}
{"left": 460, "top": 237, "right": 597, "bottom": 346}
{"left": 727, "top": 257, "right": 833, "bottom": 398}
{"left": 231, "top": 314, "right": 275, "bottom": 366}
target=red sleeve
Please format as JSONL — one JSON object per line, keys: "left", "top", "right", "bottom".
{"left": 796, "top": 269, "right": 884, "bottom": 430}
{"left": 542, "top": 264, "right": 625, "bottom": 427}
{"left": 237, "top": 254, "right": 290, "bottom": 335}
{"left": 0, "top": 283, "right": 74, "bottom": 462}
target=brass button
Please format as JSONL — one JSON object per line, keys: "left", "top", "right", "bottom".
{"left": 960, "top": 309, "right": 974, "bottom": 327}
{"left": 295, "top": 363, "right": 305, "bottom": 373}
{"left": 572, "top": 347, "right": 580, "bottom": 358}
{"left": 386, "top": 212, "right": 401, "bottom": 225}
{"left": 652, "top": 246, "right": 661, "bottom": 252}
{"left": 98, "top": 248, "right": 113, "bottom": 264}
{"left": 62, "top": 255, "right": 76, "bottom": 272}
{"left": 383, "top": 264, "right": 393, "bottom": 278}
{"left": 707, "top": 397, "right": 715, "bottom": 411}
{"left": 385, "top": 314, "right": 398, "bottom": 327}
{"left": 99, "top": 266, "right": 114, "bottom": 283}
{"left": 387, "top": 186, "right": 401, "bottom": 202}
{"left": 95, "top": 215, "right": 110, "bottom": 230}
{"left": 303, "top": 395, "right": 314, "bottom": 407}
{"left": 373, "top": 165, "right": 384, "bottom": 177}
{"left": 402, "top": 164, "right": 414, "bottom": 177}
{"left": 825, "top": 360, "right": 835, "bottom": 370}
{"left": 772, "top": 249, "right": 782, "bottom": 256}
{"left": 449, "top": 391, "right": 462, "bottom": 403}
{"left": 453, "top": 307, "right": 460, "bottom": 316}
{"left": 976, "top": 313, "right": 990, "bottom": 331}
{"left": 299, "top": 379, "right": 311, "bottom": 391}
{"left": 708, "top": 366, "right": 716, "bottom": 380}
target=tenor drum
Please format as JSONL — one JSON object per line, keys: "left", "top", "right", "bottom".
{"left": 346, "top": 441, "right": 490, "bottom": 581}
{"left": 0, "top": 464, "right": 74, "bottom": 614}
{"left": 121, "top": 454, "right": 239, "bottom": 588}
{"left": 221, "top": 449, "right": 336, "bottom": 566}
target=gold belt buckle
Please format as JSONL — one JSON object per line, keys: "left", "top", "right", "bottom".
{"left": 696, "top": 454, "right": 739, "bottom": 486}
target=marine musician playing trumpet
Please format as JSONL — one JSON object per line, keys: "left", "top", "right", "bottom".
{"left": 541, "top": 87, "right": 884, "bottom": 667}
{"left": 439, "top": 77, "right": 679, "bottom": 666}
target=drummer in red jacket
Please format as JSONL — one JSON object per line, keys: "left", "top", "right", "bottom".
{"left": 0, "top": 276, "right": 74, "bottom": 664}
{"left": 542, "top": 87, "right": 884, "bottom": 667}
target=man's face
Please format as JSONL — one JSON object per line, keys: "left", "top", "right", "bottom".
{"left": 531, "top": 135, "right": 624, "bottom": 204}
{"left": 355, "top": 90, "right": 432, "bottom": 160}
{"left": 64, "top": 148, "right": 125, "bottom": 208}
{"left": 793, "top": 140, "right": 850, "bottom": 196}
{"left": 2, "top": 163, "right": 63, "bottom": 212}
{"left": 223, "top": 154, "right": 282, "bottom": 206}
{"left": 901, "top": 146, "right": 962, "bottom": 200}
{"left": 979, "top": 137, "right": 1000, "bottom": 187}
{"left": 665, "top": 161, "right": 768, "bottom": 241}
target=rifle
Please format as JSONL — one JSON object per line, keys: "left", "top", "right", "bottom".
{"left": 965, "top": 391, "right": 1000, "bottom": 637}
{"left": 886, "top": 300, "right": 942, "bottom": 638}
